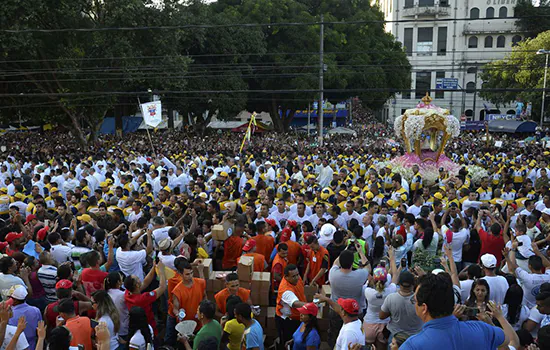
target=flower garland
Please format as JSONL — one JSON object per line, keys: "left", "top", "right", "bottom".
{"left": 467, "top": 165, "right": 489, "bottom": 186}
{"left": 394, "top": 115, "right": 404, "bottom": 139}
{"left": 445, "top": 115, "right": 461, "bottom": 138}
{"left": 404, "top": 115, "right": 425, "bottom": 143}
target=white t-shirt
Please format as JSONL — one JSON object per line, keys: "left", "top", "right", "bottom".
{"left": 129, "top": 325, "right": 154, "bottom": 350}
{"left": 50, "top": 244, "right": 72, "bottom": 264}
{"left": 108, "top": 288, "right": 129, "bottom": 337}
{"left": 481, "top": 275, "right": 510, "bottom": 305}
{"left": 363, "top": 283, "right": 397, "bottom": 324}
{"left": 158, "top": 253, "right": 176, "bottom": 271}
{"left": 279, "top": 291, "right": 299, "bottom": 319}
{"left": 515, "top": 267, "right": 550, "bottom": 309}
{"left": 441, "top": 226, "right": 470, "bottom": 262}
{"left": 98, "top": 315, "right": 119, "bottom": 350}
{"left": 1, "top": 325, "right": 29, "bottom": 350}
{"left": 501, "top": 304, "right": 530, "bottom": 331}
{"left": 116, "top": 248, "right": 147, "bottom": 281}
{"left": 152, "top": 226, "right": 171, "bottom": 246}
{"left": 459, "top": 279, "right": 474, "bottom": 305}
{"left": 335, "top": 319, "right": 365, "bottom": 350}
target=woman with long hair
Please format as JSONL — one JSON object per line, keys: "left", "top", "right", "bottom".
{"left": 502, "top": 284, "right": 530, "bottom": 330}
{"left": 464, "top": 279, "right": 490, "bottom": 321}
{"left": 286, "top": 302, "right": 321, "bottom": 350}
{"left": 370, "top": 236, "right": 387, "bottom": 267}
{"left": 363, "top": 267, "right": 397, "bottom": 350}
{"left": 104, "top": 272, "right": 129, "bottom": 344}
{"left": 128, "top": 307, "right": 154, "bottom": 350}
{"left": 220, "top": 295, "right": 245, "bottom": 350}
{"left": 91, "top": 290, "right": 121, "bottom": 350}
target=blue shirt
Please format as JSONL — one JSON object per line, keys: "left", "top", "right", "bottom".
{"left": 292, "top": 323, "right": 321, "bottom": 350}
{"left": 400, "top": 315, "right": 505, "bottom": 350}
{"left": 244, "top": 319, "right": 264, "bottom": 350}
{"left": 9, "top": 302, "right": 42, "bottom": 350}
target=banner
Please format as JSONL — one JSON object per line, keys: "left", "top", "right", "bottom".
{"left": 140, "top": 101, "right": 162, "bottom": 128}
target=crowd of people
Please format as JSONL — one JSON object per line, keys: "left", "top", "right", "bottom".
{"left": 0, "top": 125, "right": 549, "bottom": 350}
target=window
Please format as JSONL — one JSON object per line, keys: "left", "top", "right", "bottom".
{"left": 437, "top": 27, "right": 447, "bottom": 55}
{"left": 499, "top": 6, "right": 507, "bottom": 18}
{"left": 465, "top": 109, "right": 473, "bottom": 117}
{"left": 440, "top": 0, "right": 449, "bottom": 7}
{"left": 468, "top": 36, "right": 478, "bottom": 48}
{"left": 486, "top": 7, "right": 494, "bottom": 18}
{"left": 497, "top": 36, "right": 505, "bottom": 48}
{"left": 435, "top": 72, "right": 445, "bottom": 98}
{"left": 512, "top": 35, "right": 522, "bottom": 46}
{"left": 417, "top": 28, "right": 434, "bottom": 55}
{"left": 404, "top": 28, "right": 413, "bottom": 56}
{"left": 507, "top": 109, "right": 515, "bottom": 115}
{"left": 485, "top": 36, "right": 493, "bottom": 48}
{"left": 415, "top": 71, "right": 432, "bottom": 99}
{"left": 466, "top": 81, "right": 476, "bottom": 93}
{"left": 470, "top": 8, "right": 479, "bottom": 19}
{"left": 419, "top": 0, "right": 435, "bottom": 6}
{"left": 467, "top": 67, "right": 477, "bottom": 74}
{"left": 404, "top": 0, "right": 414, "bottom": 8}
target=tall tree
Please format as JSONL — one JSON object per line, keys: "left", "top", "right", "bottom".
{"left": 214, "top": 0, "right": 411, "bottom": 131}
{"left": 0, "top": 0, "right": 191, "bottom": 148}
{"left": 479, "top": 30, "right": 550, "bottom": 120}
{"left": 515, "top": 0, "right": 550, "bottom": 38}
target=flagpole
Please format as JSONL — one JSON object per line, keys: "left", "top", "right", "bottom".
{"left": 239, "top": 113, "right": 256, "bottom": 154}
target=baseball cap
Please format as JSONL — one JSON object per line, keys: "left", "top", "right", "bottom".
{"left": 24, "top": 214, "right": 37, "bottom": 225}
{"left": 53, "top": 298, "right": 75, "bottom": 314}
{"left": 286, "top": 220, "right": 297, "bottom": 229}
{"left": 398, "top": 270, "right": 415, "bottom": 287}
{"left": 77, "top": 214, "right": 92, "bottom": 223}
{"left": 55, "top": 279, "right": 73, "bottom": 289}
{"left": 265, "top": 218, "right": 277, "bottom": 228}
{"left": 5, "top": 232, "right": 23, "bottom": 243}
{"left": 49, "top": 187, "right": 59, "bottom": 193}
{"left": 481, "top": 253, "right": 497, "bottom": 269}
{"left": 280, "top": 228, "right": 292, "bottom": 242}
{"left": 242, "top": 239, "right": 256, "bottom": 252}
{"left": 296, "top": 302, "right": 319, "bottom": 317}
{"left": 37, "top": 227, "right": 49, "bottom": 241}
{"left": 337, "top": 298, "right": 359, "bottom": 315}
{"left": 0, "top": 242, "right": 8, "bottom": 250}
{"left": 198, "top": 192, "right": 208, "bottom": 199}
{"left": 9, "top": 285, "right": 28, "bottom": 301}
{"left": 0, "top": 188, "right": 7, "bottom": 193}
{"left": 219, "top": 171, "right": 228, "bottom": 177}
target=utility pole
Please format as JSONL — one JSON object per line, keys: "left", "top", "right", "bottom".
{"left": 318, "top": 14, "right": 324, "bottom": 146}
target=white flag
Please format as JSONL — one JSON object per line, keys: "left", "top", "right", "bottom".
{"left": 140, "top": 101, "right": 162, "bottom": 127}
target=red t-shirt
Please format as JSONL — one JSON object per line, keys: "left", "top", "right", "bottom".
{"left": 478, "top": 228, "right": 505, "bottom": 266}
{"left": 81, "top": 268, "right": 108, "bottom": 297}
{"left": 124, "top": 290, "right": 158, "bottom": 334}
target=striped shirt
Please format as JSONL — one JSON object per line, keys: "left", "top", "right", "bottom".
{"left": 37, "top": 265, "right": 57, "bottom": 302}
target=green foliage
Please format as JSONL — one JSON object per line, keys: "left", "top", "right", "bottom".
{"left": 515, "top": 0, "right": 550, "bottom": 38}
{"left": 479, "top": 30, "right": 550, "bottom": 118}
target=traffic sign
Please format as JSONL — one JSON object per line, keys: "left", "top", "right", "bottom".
{"left": 436, "top": 78, "right": 459, "bottom": 90}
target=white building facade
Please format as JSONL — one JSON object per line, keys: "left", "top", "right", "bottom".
{"left": 376, "top": 0, "right": 524, "bottom": 121}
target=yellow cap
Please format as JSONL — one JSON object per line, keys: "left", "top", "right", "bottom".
{"left": 338, "top": 190, "right": 348, "bottom": 197}
{"left": 100, "top": 182, "right": 108, "bottom": 188}
{"left": 220, "top": 172, "right": 228, "bottom": 177}
{"left": 105, "top": 178, "right": 113, "bottom": 184}
{"left": 365, "top": 191, "right": 374, "bottom": 200}
{"left": 50, "top": 187, "right": 59, "bottom": 193}
{"left": 163, "top": 186, "right": 171, "bottom": 192}
{"left": 434, "top": 192, "right": 443, "bottom": 200}
{"left": 351, "top": 186, "right": 361, "bottom": 193}
{"left": 0, "top": 188, "right": 7, "bottom": 193}
{"left": 77, "top": 214, "right": 92, "bottom": 223}
{"left": 198, "top": 192, "right": 208, "bottom": 199}
{"left": 14, "top": 193, "right": 25, "bottom": 200}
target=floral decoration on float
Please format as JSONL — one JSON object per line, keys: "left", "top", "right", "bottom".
{"left": 382, "top": 93, "right": 463, "bottom": 185}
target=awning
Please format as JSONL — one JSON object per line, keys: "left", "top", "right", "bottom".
{"left": 207, "top": 120, "right": 248, "bottom": 129}
{"left": 326, "top": 127, "right": 357, "bottom": 136}
{"left": 488, "top": 120, "right": 537, "bottom": 133}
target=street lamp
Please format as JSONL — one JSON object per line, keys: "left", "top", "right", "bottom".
{"left": 537, "top": 49, "right": 550, "bottom": 126}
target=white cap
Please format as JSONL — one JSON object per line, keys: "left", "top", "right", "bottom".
{"left": 542, "top": 208, "right": 550, "bottom": 216}
{"left": 481, "top": 253, "right": 497, "bottom": 268}
{"left": 320, "top": 223, "right": 336, "bottom": 237}
{"left": 265, "top": 161, "right": 272, "bottom": 166}
{"left": 432, "top": 268, "right": 445, "bottom": 275}
{"left": 198, "top": 192, "right": 208, "bottom": 199}
{"left": 9, "top": 285, "right": 27, "bottom": 300}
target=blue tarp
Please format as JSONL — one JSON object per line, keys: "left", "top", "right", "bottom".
{"left": 488, "top": 120, "right": 537, "bottom": 133}
{"left": 286, "top": 109, "right": 349, "bottom": 127}
{"left": 99, "top": 116, "right": 142, "bottom": 134}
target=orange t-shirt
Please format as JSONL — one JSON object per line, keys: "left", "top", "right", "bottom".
{"left": 278, "top": 240, "right": 301, "bottom": 265}
{"left": 66, "top": 316, "right": 93, "bottom": 350}
{"left": 307, "top": 246, "right": 330, "bottom": 285}
{"left": 172, "top": 278, "right": 206, "bottom": 323}
{"left": 222, "top": 235, "right": 243, "bottom": 270}
{"left": 276, "top": 276, "right": 306, "bottom": 320}
{"left": 214, "top": 287, "right": 251, "bottom": 314}
{"left": 271, "top": 254, "right": 288, "bottom": 291}
{"left": 167, "top": 274, "right": 182, "bottom": 317}
{"left": 239, "top": 253, "right": 266, "bottom": 272}
{"left": 252, "top": 234, "right": 275, "bottom": 261}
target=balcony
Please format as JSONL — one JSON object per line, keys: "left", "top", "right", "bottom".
{"left": 402, "top": 4, "right": 451, "bottom": 17}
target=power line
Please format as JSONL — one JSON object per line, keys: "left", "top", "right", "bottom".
{"left": 0, "top": 15, "right": 544, "bottom": 33}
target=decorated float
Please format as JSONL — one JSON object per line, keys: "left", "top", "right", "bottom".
{"left": 377, "top": 94, "right": 465, "bottom": 185}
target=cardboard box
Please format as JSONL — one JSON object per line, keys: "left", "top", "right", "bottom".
{"left": 193, "top": 258, "right": 213, "bottom": 278}
{"left": 304, "top": 285, "right": 318, "bottom": 302}
{"left": 211, "top": 225, "right": 227, "bottom": 241}
{"left": 266, "top": 307, "right": 277, "bottom": 337}
{"left": 321, "top": 284, "right": 331, "bottom": 297}
{"left": 209, "top": 271, "right": 227, "bottom": 292}
{"left": 251, "top": 272, "right": 271, "bottom": 291}
{"left": 237, "top": 255, "right": 254, "bottom": 282}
